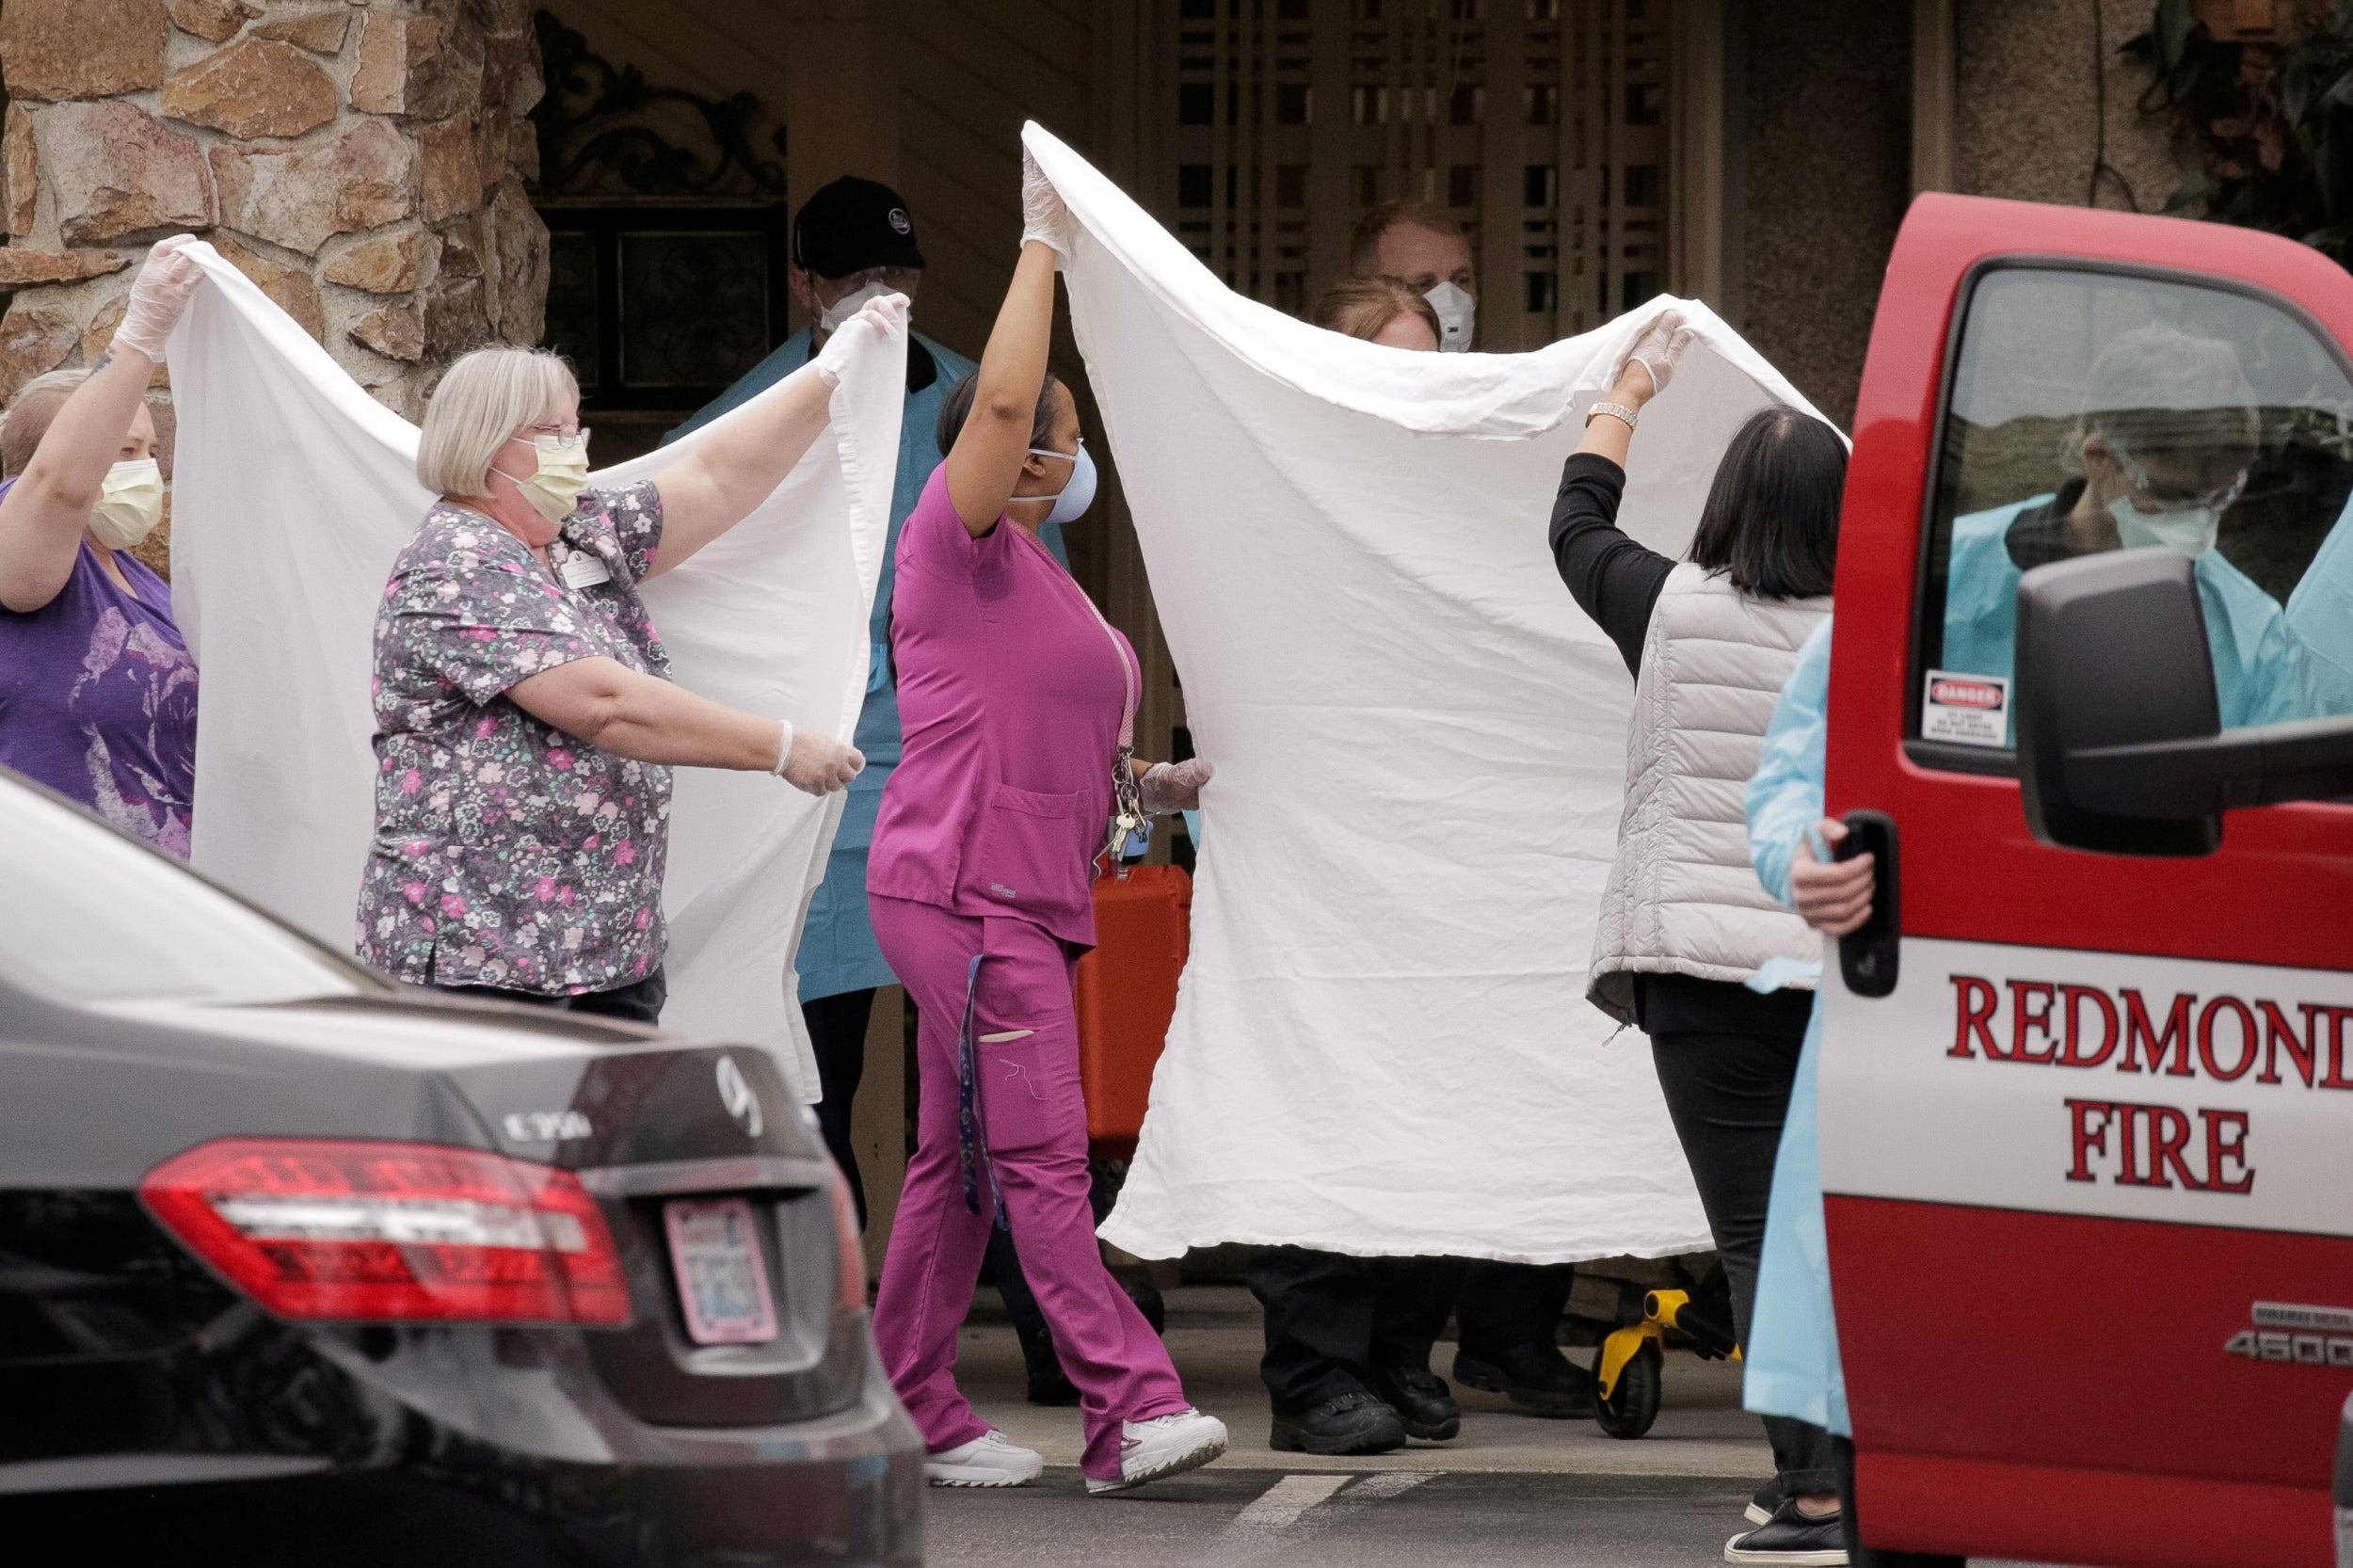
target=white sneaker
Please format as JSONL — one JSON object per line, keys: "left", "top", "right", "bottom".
{"left": 1084, "top": 1408, "right": 1228, "bottom": 1495}
{"left": 925, "top": 1431, "right": 1044, "bottom": 1487}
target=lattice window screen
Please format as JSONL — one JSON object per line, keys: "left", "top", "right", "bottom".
{"left": 1155, "top": 0, "right": 1670, "bottom": 352}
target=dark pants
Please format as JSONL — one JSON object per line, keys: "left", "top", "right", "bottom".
{"left": 802, "top": 986, "right": 876, "bottom": 1228}
{"left": 1248, "top": 1247, "right": 1465, "bottom": 1415}
{"left": 440, "top": 966, "right": 667, "bottom": 1027}
{"left": 1835, "top": 1435, "right": 1965, "bottom": 1567}
{"left": 1650, "top": 1017, "right": 1838, "bottom": 1495}
{"left": 1455, "top": 1261, "right": 1575, "bottom": 1358}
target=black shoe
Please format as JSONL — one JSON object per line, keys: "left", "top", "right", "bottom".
{"left": 1022, "top": 1341, "right": 1080, "bottom": 1407}
{"left": 1452, "top": 1341, "right": 1596, "bottom": 1417}
{"left": 1368, "top": 1364, "right": 1460, "bottom": 1442}
{"left": 1746, "top": 1476, "right": 1784, "bottom": 1527}
{"left": 1723, "top": 1497, "right": 1848, "bottom": 1565}
{"left": 1268, "top": 1390, "right": 1407, "bottom": 1455}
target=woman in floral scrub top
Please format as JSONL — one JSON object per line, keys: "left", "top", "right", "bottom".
{"left": 357, "top": 325, "right": 895, "bottom": 1022}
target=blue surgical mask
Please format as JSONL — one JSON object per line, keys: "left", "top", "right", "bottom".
{"left": 1024, "top": 440, "right": 1097, "bottom": 524}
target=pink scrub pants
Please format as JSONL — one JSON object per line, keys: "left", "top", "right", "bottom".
{"left": 868, "top": 893, "right": 1189, "bottom": 1479}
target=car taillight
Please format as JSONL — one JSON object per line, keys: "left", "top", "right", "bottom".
{"left": 139, "top": 1137, "right": 631, "bottom": 1327}
{"left": 825, "top": 1163, "right": 867, "bottom": 1314}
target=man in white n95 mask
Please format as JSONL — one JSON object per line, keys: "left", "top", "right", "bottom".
{"left": 1350, "top": 200, "right": 1480, "bottom": 352}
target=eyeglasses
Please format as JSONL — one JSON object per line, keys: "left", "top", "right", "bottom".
{"left": 519, "top": 424, "right": 590, "bottom": 451}
{"left": 2113, "top": 446, "right": 2245, "bottom": 511}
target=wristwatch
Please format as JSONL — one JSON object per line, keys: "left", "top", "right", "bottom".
{"left": 1587, "top": 401, "right": 1640, "bottom": 431}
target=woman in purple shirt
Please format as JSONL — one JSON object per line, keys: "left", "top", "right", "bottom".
{"left": 0, "top": 241, "right": 206, "bottom": 856}
{"left": 867, "top": 156, "right": 1221, "bottom": 1496}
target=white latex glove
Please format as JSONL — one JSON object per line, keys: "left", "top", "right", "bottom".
{"left": 111, "top": 235, "right": 205, "bottom": 364}
{"left": 1618, "top": 310, "right": 1696, "bottom": 400}
{"left": 1020, "top": 147, "right": 1072, "bottom": 260}
{"left": 1139, "top": 758, "right": 1212, "bottom": 814}
{"left": 813, "top": 292, "right": 909, "bottom": 389}
{"left": 774, "top": 722, "right": 865, "bottom": 795}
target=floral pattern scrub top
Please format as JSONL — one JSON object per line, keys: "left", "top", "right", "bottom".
{"left": 357, "top": 482, "right": 673, "bottom": 994}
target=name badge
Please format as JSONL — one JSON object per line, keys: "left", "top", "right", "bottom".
{"left": 559, "top": 552, "right": 612, "bottom": 590}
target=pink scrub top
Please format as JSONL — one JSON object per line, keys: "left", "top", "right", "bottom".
{"left": 868, "top": 464, "right": 1137, "bottom": 949}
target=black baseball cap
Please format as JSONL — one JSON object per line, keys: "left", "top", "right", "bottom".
{"left": 792, "top": 177, "right": 925, "bottom": 278}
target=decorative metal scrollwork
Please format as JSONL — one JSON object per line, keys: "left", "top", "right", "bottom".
{"left": 530, "top": 10, "right": 788, "bottom": 200}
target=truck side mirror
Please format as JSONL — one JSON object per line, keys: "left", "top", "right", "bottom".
{"left": 2015, "top": 547, "right": 2353, "bottom": 855}
{"left": 2013, "top": 548, "right": 2222, "bottom": 856}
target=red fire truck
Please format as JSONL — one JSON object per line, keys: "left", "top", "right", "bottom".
{"left": 1821, "top": 193, "right": 2353, "bottom": 1567}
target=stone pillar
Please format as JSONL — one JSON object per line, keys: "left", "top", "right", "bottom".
{"left": 0, "top": 0, "right": 551, "bottom": 422}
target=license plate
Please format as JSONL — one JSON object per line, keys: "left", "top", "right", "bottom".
{"left": 663, "top": 1197, "right": 778, "bottom": 1345}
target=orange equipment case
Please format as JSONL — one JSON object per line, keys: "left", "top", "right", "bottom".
{"left": 1072, "top": 865, "right": 1192, "bottom": 1148}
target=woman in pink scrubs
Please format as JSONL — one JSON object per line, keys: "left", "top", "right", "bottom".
{"left": 867, "top": 157, "right": 1225, "bottom": 1495}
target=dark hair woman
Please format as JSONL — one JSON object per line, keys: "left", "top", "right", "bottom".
{"left": 863, "top": 152, "right": 1225, "bottom": 1496}
{"left": 1546, "top": 314, "right": 1851, "bottom": 1560}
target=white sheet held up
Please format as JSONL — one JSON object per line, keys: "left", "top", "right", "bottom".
{"left": 1023, "top": 123, "right": 1838, "bottom": 1263}
{"left": 167, "top": 242, "right": 902, "bottom": 1099}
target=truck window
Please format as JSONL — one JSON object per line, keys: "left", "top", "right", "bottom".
{"left": 1913, "top": 265, "right": 2353, "bottom": 760}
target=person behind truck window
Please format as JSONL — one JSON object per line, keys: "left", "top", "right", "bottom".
{"left": 862, "top": 152, "right": 1224, "bottom": 1496}
{"left": 1549, "top": 312, "right": 1848, "bottom": 1563}
{"left": 1941, "top": 321, "right": 2314, "bottom": 736}
{"left": 1745, "top": 620, "right": 1969, "bottom": 1568}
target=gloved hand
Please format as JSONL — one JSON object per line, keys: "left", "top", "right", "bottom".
{"left": 1616, "top": 310, "right": 1696, "bottom": 402}
{"left": 1020, "top": 147, "right": 1072, "bottom": 260}
{"left": 776, "top": 722, "right": 866, "bottom": 794}
{"left": 1139, "top": 757, "right": 1212, "bottom": 814}
{"left": 813, "top": 292, "right": 909, "bottom": 389}
{"left": 111, "top": 235, "right": 206, "bottom": 365}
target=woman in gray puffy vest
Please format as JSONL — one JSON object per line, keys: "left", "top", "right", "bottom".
{"left": 1549, "top": 316, "right": 1850, "bottom": 1567}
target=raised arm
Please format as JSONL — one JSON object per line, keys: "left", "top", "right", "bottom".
{"left": 646, "top": 294, "right": 909, "bottom": 578}
{"left": 1548, "top": 312, "right": 1695, "bottom": 675}
{"left": 944, "top": 152, "right": 1071, "bottom": 536}
{"left": 0, "top": 241, "right": 203, "bottom": 612}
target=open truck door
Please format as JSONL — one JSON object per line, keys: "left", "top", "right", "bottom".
{"left": 1824, "top": 193, "right": 2353, "bottom": 1568}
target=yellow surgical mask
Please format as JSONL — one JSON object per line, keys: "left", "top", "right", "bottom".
{"left": 89, "top": 458, "right": 165, "bottom": 550}
{"left": 494, "top": 432, "right": 591, "bottom": 524}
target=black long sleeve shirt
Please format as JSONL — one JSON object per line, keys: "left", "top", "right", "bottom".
{"left": 1546, "top": 451, "right": 1675, "bottom": 679}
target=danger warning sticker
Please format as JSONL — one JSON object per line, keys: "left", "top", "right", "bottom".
{"left": 1922, "top": 668, "right": 2010, "bottom": 747}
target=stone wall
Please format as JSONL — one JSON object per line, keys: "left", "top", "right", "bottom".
{"left": 0, "top": 0, "right": 551, "bottom": 424}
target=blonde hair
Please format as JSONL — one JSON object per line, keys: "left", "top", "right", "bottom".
{"left": 1313, "top": 275, "right": 1441, "bottom": 346}
{"left": 2, "top": 369, "right": 93, "bottom": 478}
{"left": 416, "top": 348, "right": 577, "bottom": 497}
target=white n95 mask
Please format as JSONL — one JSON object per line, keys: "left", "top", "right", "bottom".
{"left": 2109, "top": 495, "right": 2218, "bottom": 559}
{"left": 1424, "top": 281, "right": 1476, "bottom": 353}
{"left": 820, "top": 280, "right": 897, "bottom": 334}
{"left": 89, "top": 458, "right": 165, "bottom": 550}
{"left": 1025, "top": 440, "right": 1098, "bottom": 524}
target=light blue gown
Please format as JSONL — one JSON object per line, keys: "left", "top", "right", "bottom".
{"left": 1941, "top": 496, "right": 2317, "bottom": 739}
{"left": 666, "top": 329, "right": 1066, "bottom": 1002}
{"left": 1740, "top": 618, "right": 1849, "bottom": 1437}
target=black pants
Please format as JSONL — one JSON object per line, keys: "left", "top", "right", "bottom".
{"left": 1835, "top": 1435, "right": 1965, "bottom": 1566}
{"left": 440, "top": 966, "right": 667, "bottom": 1027}
{"left": 801, "top": 987, "right": 876, "bottom": 1228}
{"left": 1650, "top": 1008, "right": 1838, "bottom": 1495}
{"left": 1455, "top": 1261, "right": 1575, "bottom": 1358}
{"left": 1248, "top": 1247, "right": 1465, "bottom": 1414}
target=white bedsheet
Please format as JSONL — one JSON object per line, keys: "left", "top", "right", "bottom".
{"left": 167, "top": 241, "right": 903, "bottom": 1100}
{"left": 1023, "top": 124, "right": 1837, "bottom": 1262}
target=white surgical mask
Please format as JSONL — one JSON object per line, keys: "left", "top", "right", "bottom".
{"left": 89, "top": 458, "right": 165, "bottom": 550}
{"left": 1424, "top": 280, "right": 1476, "bottom": 353}
{"left": 2108, "top": 494, "right": 2219, "bottom": 560}
{"left": 1023, "top": 440, "right": 1097, "bottom": 524}
{"left": 819, "top": 280, "right": 897, "bottom": 334}
{"left": 493, "top": 432, "right": 592, "bottom": 525}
